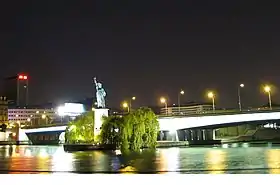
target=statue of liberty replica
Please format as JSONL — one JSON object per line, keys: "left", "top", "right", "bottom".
{"left": 93, "top": 77, "right": 108, "bottom": 137}
{"left": 93, "top": 77, "right": 106, "bottom": 108}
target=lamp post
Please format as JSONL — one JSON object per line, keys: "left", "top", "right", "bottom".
{"left": 207, "top": 92, "right": 215, "bottom": 113}
{"left": 122, "top": 102, "right": 129, "bottom": 113}
{"left": 238, "top": 84, "right": 244, "bottom": 111}
{"left": 178, "top": 90, "right": 184, "bottom": 115}
{"left": 160, "top": 97, "right": 167, "bottom": 115}
{"left": 129, "top": 96, "right": 136, "bottom": 111}
{"left": 264, "top": 85, "right": 272, "bottom": 110}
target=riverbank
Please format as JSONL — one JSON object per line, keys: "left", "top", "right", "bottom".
{"left": 63, "top": 141, "right": 189, "bottom": 152}
{"left": 0, "top": 141, "right": 30, "bottom": 145}
{"left": 221, "top": 139, "right": 280, "bottom": 145}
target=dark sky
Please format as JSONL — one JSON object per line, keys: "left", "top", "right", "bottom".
{"left": 1, "top": 0, "right": 280, "bottom": 109}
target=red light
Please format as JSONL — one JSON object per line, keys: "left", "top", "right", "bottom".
{"left": 18, "top": 74, "right": 28, "bottom": 80}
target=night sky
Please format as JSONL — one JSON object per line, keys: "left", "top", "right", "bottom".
{"left": 1, "top": 1, "right": 280, "bottom": 109}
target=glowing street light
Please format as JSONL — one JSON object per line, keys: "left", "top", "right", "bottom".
{"left": 264, "top": 85, "right": 272, "bottom": 110}
{"left": 207, "top": 91, "right": 215, "bottom": 113}
{"left": 160, "top": 97, "right": 168, "bottom": 115}
{"left": 129, "top": 96, "right": 136, "bottom": 111}
{"left": 178, "top": 90, "right": 184, "bottom": 115}
{"left": 42, "top": 114, "right": 46, "bottom": 119}
{"left": 122, "top": 102, "right": 129, "bottom": 113}
{"left": 238, "top": 83, "right": 245, "bottom": 111}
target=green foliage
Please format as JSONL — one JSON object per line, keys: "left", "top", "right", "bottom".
{"left": 65, "top": 111, "right": 95, "bottom": 144}
{"left": 99, "top": 115, "right": 124, "bottom": 145}
{"left": 99, "top": 107, "right": 159, "bottom": 153}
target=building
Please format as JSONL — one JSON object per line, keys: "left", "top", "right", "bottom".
{"left": 2, "top": 73, "right": 29, "bottom": 107}
{"left": 160, "top": 102, "right": 213, "bottom": 116}
{"left": 0, "top": 96, "right": 8, "bottom": 126}
{"left": 8, "top": 108, "right": 56, "bottom": 127}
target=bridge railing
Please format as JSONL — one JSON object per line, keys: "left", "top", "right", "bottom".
{"left": 22, "top": 122, "right": 68, "bottom": 129}
{"left": 157, "top": 108, "right": 280, "bottom": 118}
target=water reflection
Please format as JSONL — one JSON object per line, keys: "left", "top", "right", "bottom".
{"left": 266, "top": 149, "right": 280, "bottom": 174}
{"left": 118, "top": 150, "right": 157, "bottom": 173}
{"left": 157, "top": 148, "right": 179, "bottom": 173}
{"left": 1, "top": 145, "right": 280, "bottom": 173}
{"left": 52, "top": 147, "right": 73, "bottom": 172}
{"left": 206, "top": 149, "right": 227, "bottom": 174}
{"left": 9, "top": 146, "right": 38, "bottom": 174}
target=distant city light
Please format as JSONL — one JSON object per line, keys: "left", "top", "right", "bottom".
{"left": 264, "top": 85, "right": 271, "bottom": 93}
{"left": 122, "top": 102, "right": 128, "bottom": 108}
{"left": 18, "top": 74, "right": 28, "bottom": 80}
{"left": 160, "top": 97, "right": 166, "bottom": 104}
{"left": 57, "top": 106, "right": 65, "bottom": 116}
{"left": 207, "top": 92, "right": 214, "bottom": 98}
{"left": 56, "top": 103, "right": 85, "bottom": 117}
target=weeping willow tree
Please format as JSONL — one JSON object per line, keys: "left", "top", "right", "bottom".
{"left": 99, "top": 115, "right": 124, "bottom": 146}
{"left": 65, "top": 111, "right": 95, "bottom": 144}
{"left": 99, "top": 107, "right": 159, "bottom": 153}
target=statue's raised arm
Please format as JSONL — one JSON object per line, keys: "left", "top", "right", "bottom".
{"left": 93, "top": 77, "right": 97, "bottom": 85}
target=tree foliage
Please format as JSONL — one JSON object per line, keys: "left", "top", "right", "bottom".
{"left": 65, "top": 111, "right": 95, "bottom": 144}
{"left": 99, "top": 107, "right": 159, "bottom": 153}
{"left": 99, "top": 115, "right": 124, "bottom": 146}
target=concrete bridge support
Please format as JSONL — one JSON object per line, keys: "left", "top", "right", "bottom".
{"left": 204, "top": 129, "right": 215, "bottom": 140}
{"left": 191, "top": 129, "right": 197, "bottom": 141}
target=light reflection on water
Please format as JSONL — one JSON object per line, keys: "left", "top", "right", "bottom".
{"left": 266, "top": 149, "right": 280, "bottom": 174}
{"left": 206, "top": 149, "right": 226, "bottom": 174}
{"left": 1, "top": 145, "right": 280, "bottom": 174}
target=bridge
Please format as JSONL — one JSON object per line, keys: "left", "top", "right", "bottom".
{"left": 19, "top": 109, "right": 280, "bottom": 144}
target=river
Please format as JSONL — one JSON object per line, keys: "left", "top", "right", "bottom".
{"left": 0, "top": 144, "right": 280, "bottom": 174}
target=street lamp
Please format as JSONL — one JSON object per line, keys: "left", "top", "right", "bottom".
{"left": 42, "top": 114, "right": 47, "bottom": 125}
{"left": 122, "top": 102, "right": 129, "bottom": 113}
{"left": 264, "top": 85, "right": 272, "bottom": 110}
{"left": 238, "top": 83, "right": 244, "bottom": 111}
{"left": 207, "top": 91, "right": 215, "bottom": 113}
{"left": 129, "top": 96, "right": 136, "bottom": 111}
{"left": 160, "top": 97, "right": 168, "bottom": 115}
{"left": 178, "top": 90, "right": 184, "bottom": 115}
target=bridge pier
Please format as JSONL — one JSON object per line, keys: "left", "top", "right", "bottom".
{"left": 197, "top": 129, "right": 204, "bottom": 140}
{"left": 185, "top": 130, "right": 191, "bottom": 141}
{"left": 191, "top": 129, "right": 197, "bottom": 141}
{"left": 204, "top": 129, "right": 215, "bottom": 140}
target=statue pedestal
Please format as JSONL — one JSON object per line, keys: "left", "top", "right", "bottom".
{"left": 94, "top": 108, "right": 109, "bottom": 137}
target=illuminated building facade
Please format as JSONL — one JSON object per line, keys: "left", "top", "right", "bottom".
{"left": 0, "top": 96, "right": 8, "bottom": 125}
{"left": 8, "top": 108, "right": 56, "bottom": 126}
